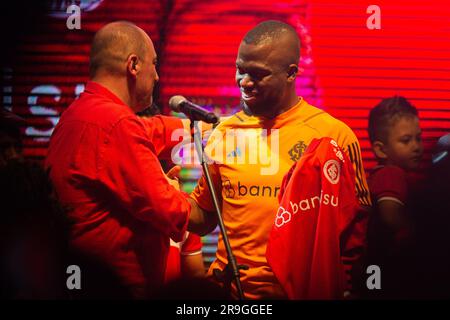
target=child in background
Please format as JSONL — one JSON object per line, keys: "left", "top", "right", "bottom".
{"left": 366, "top": 95, "right": 424, "bottom": 298}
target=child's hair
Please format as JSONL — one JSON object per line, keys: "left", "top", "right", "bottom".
{"left": 368, "top": 95, "right": 419, "bottom": 144}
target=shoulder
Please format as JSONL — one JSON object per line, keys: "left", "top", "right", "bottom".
{"left": 138, "top": 115, "right": 183, "bottom": 133}
{"left": 105, "top": 113, "right": 149, "bottom": 142}
{"left": 370, "top": 165, "right": 406, "bottom": 181}
{"left": 214, "top": 111, "right": 251, "bottom": 131}
{"left": 300, "top": 102, "right": 356, "bottom": 139}
{"left": 68, "top": 93, "right": 137, "bottom": 128}
{"left": 205, "top": 111, "right": 255, "bottom": 145}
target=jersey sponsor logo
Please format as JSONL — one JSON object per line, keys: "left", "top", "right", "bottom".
{"left": 275, "top": 206, "right": 291, "bottom": 227}
{"left": 237, "top": 181, "right": 281, "bottom": 198}
{"left": 330, "top": 139, "right": 345, "bottom": 162}
{"left": 222, "top": 181, "right": 280, "bottom": 199}
{"left": 323, "top": 160, "right": 340, "bottom": 185}
{"left": 275, "top": 190, "right": 339, "bottom": 228}
{"left": 288, "top": 140, "right": 307, "bottom": 162}
{"left": 223, "top": 179, "right": 236, "bottom": 199}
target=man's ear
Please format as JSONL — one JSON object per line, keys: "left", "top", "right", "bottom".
{"left": 373, "top": 140, "right": 388, "bottom": 159}
{"left": 287, "top": 64, "right": 298, "bottom": 82}
{"left": 127, "top": 54, "right": 139, "bottom": 76}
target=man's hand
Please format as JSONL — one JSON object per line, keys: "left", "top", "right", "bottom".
{"left": 165, "top": 165, "right": 181, "bottom": 190}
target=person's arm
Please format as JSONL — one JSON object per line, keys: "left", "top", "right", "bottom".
{"left": 187, "top": 140, "right": 222, "bottom": 236}
{"left": 138, "top": 115, "right": 190, "bottom": 159}
{"left": 180, "top": 233, "right": 205, "bottom": 278}
{"left": 373, "top": 167, "right": 413, "bottom": 243}
{"left": 378, "top": 200, "right": 413, "bottom": 243}
{"left": 377, "top": 199, "right": 407, "bottom": 229}
{"left": 181, "top": 253, "right": 205, "bottom": 278}
{"left": 187, "top": 197, "right": 218, "bottom": 236}
{"left": 139, "top": 116, "right": 215, "bottom": 160}
{"left": 99, "top": 117, "right": 190, "bottom": 242}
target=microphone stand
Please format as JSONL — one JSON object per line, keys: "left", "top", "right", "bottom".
{"left": 190, "top": 119, "right": 247, "bottom": 300}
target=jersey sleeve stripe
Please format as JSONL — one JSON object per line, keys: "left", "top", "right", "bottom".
{"left": 347, "top": 142, "right": 371, "bottom": 206}
{"left": 352, "top": 142, "right": 371, "bottom": 205}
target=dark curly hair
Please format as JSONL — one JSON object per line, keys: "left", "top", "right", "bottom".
{"left": 368, "top": 95, "right": 419, "bottom": 144}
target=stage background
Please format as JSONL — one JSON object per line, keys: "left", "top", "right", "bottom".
{"left": 2, "top": 0, "right": 449, "bottom": 266}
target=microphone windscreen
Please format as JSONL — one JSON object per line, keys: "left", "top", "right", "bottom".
{"left": 168, "top": 95, "right": 187, "bottom": 112}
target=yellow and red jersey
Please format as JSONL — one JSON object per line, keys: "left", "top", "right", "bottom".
{"left": 190, "top": 98, "right": 370, "bottom": 299}
{"left": 266, "top": 137, "right": 365, "bottom": 299}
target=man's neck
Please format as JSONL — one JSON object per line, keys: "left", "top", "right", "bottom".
{"left": 279, "top": 94, "right": 301, "bottom": 115}
{"left": 265, "top": 94, "right": 300, "bottom": 119}
{"left": 91, "top": 75, "right": 131, "bottom": 107}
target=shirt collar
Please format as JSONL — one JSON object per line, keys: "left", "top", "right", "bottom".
{"left": 84, "top": 81, "right": 127, "bottom": 106}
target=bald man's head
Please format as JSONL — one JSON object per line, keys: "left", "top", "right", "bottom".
{"left": 242, "top": 20, "right": 300, "bottom": 67}
{"left": 89, "top": 21, "right": 151, "bottom": 78}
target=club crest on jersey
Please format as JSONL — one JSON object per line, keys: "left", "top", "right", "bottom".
{"left": 323, "top": 160, "right": 340, "bottom": 184}
{"left": 288, "top": 140, "right": 307, "bottom": 162}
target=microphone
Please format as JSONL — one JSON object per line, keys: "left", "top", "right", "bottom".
{"left": 169, "top": 95, "right": 219, "bottom": 124}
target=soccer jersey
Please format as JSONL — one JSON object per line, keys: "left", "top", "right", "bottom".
{"left": 190, "top": 98, "right": 370, "bottom": 299}
{"left": 266, "top": 137, "right": 362, "bottom": 299}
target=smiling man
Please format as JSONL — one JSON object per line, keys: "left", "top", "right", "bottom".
{"left": 188, "top": 20, "right": 371, "bottom": 299}
{"left": 236, "top": 22, "right": 299, "bottom": 119}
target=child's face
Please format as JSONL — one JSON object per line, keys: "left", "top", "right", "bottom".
{"left": 384, "top": 116, "right": 423, "bottom": 170}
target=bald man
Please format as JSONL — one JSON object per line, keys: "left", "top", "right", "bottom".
{"left": 45, "top": 21, "right": 192, "bottom": 298}
{"left": 188, "top": 20, "right": 371, "bottom": 299}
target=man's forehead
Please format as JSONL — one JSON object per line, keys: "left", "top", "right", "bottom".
{"left": 237, "top": 42, "right": 274, "bottom": 62}
{"left": 237, "top": 43, "right": 287, "bottom": 71}
{"left": 238, "top": 40, "right": 273, "bottom": 53}
{"left": 235, "top": 58, "right": 269, "bottom": 71}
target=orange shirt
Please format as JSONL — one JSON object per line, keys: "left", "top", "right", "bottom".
{"left": 190, "top": 98, "right": 370, "bottom": 299}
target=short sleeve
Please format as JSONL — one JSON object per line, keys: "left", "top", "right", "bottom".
{"left": 369, "top": 166, "right": 408, "bottom": 205}
{"left": 189, "top": 163, "right": 221, "bottom": 212}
